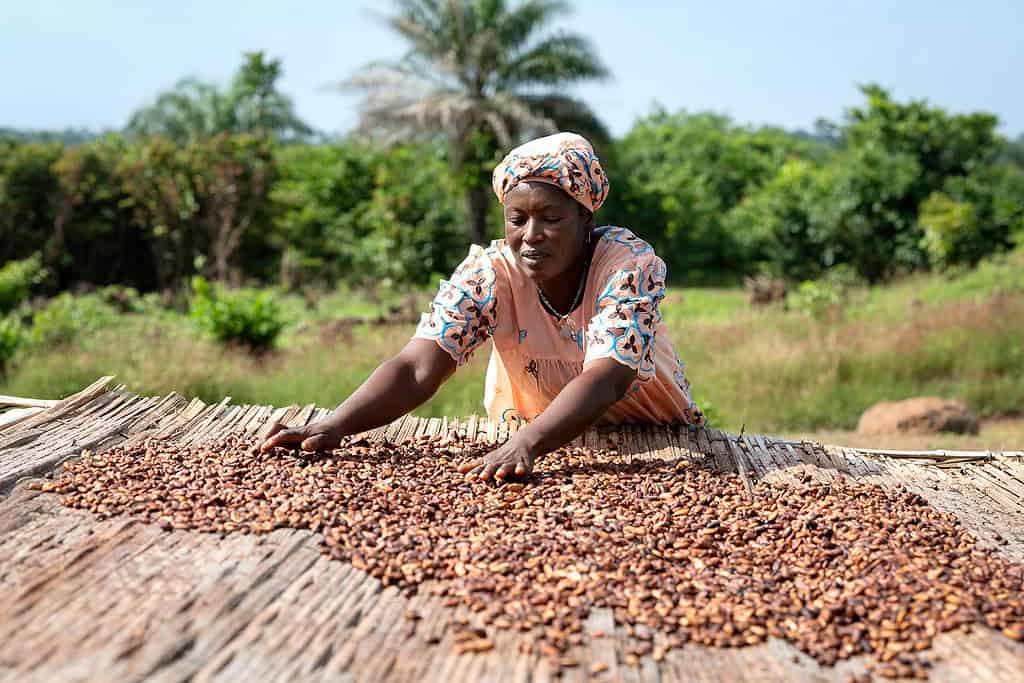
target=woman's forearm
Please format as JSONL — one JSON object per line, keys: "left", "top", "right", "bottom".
{"left": 323, "top": 340, "right": 455, "bottom": 437}
{"left": 515, "top": 360, "right": 635, "bottom": 458}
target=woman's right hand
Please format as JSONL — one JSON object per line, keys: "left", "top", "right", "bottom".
{"left": 259, "top": 420, "right": 345, "bottom": 453}
{"left": 257, "top": 341, "right": 455, "bottom": 455}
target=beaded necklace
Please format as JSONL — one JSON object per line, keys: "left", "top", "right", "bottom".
{"left": 537, "top": 232, "right": 593, "bottom": 341}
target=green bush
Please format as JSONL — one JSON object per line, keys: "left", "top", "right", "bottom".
{"left": 188, "top": 276, "right": 284, "bottom": 350}
{"left": 787, "top": 265, "right": 860, "bottom": 319}
{"left": 0, "top": 315, "right": 23, "bottom": 374}
{"left": 918, "top": 193, "right": 978, "bottom": 269}
{"left": 919, "top": 164, "right": 1024, "bottom": 269}
{"left": 0, "top": 253, "right": 47, "bottom": 314}
{"left": 28, "top": 293, "right": 119, "bottom": 347}
{"left": 733, "top": 144, "right": 926, "bottom": 283}
{"left": 0, "top": 141, "right": 62, "bottom": 267}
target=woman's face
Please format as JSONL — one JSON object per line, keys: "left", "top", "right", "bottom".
{"left": 503, "top": 181, "right": 592, "bottom": 284}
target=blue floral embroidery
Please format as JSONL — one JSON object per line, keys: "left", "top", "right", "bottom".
{"left": 585, "top": 253, "right": 667, "bottom": 381}
{"left": 415, "top": 247, "right": 497, "bottom": 365}
{"left": 599, "top": 227, "right": 654, "bottom": 256}
{"left": 518, "top": 329, "right": 528, "bottom": 344}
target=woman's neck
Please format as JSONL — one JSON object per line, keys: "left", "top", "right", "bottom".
{"left": 538, "top": 234, "right": 596, "bottom": 312}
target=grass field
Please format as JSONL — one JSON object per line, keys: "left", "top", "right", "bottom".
{"left": 2, "top": 248, "right": 1022, "bottom": 445}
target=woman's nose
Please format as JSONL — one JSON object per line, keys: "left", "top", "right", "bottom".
{"left": 523, "top": 219, "right": 544, "bottom": 243}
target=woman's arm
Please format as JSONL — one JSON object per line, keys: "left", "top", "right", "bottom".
{"left": 459, "top": 358, "right": 636, "bottom": 480}
{"left": 260, "top": 339, "right": 457, "bottom": 452}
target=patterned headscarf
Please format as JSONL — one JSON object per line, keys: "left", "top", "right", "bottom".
{"left": 491, "top": 132, "right": 610, "bottom": 213}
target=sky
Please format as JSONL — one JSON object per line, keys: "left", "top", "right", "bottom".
{"left": 3, "top": 0, "right": 1023, "bottom": 138}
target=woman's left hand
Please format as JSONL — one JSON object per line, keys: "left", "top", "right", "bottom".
{"left": 457, "top": 437, "right": 537, "bottom": 481}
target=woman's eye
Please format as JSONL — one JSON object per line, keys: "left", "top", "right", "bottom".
{"left": 508, "top": 216, "right": 526, "bottom": 226}
{"left": 543, "top": 215, "right": 562, "bottom": 223}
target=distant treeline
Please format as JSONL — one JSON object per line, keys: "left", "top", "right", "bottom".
{"left": 2, "top": 86, "right": 1022, "bottom": 294}
{"left": 0, "top": 127, "right": 110, "bottom": 146}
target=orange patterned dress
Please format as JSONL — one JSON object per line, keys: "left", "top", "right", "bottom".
{"left": 414, "top": 227, "right": 706, "bottom": 428}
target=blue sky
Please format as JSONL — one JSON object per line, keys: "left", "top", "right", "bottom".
{"left": 4, "top": 1, "right": 1022, "bottom": 137}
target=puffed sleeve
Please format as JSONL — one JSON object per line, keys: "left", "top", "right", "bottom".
{"left": 413, "top": 244, "right": 498, "bottom": 366}
{"left": 583, "top": 253, "right": 667, "bottom": 381}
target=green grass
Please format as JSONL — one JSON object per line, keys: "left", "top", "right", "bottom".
{"left": 846, "top": 247, "right": 1024, "bottom": 323}
{"left": 3, "top": 249, "right": 1023, "bottom": 434}
{"left": 660, "top": 288, "right": 749, "bottom": 325}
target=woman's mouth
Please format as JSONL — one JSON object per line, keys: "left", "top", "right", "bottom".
{"left": 520, "top": 250, "right": 548, "bottom": 266}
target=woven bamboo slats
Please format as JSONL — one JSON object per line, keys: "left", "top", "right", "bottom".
{"left": 0, "top": 377, "right": 1021, "bottom": 682}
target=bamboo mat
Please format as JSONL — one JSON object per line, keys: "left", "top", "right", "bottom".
{"left": 0, "top": 377, "right": 1022, "bottom": 683}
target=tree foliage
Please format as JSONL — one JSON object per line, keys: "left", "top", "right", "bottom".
{"left": 270, "top": 140, "right": 466, "bottom": 287}
{"left": 0, "top": 141, "right": 62, "bottom": 268}
{"left": 0, "top": 78, "right": 1020, "bottom": 296}
{"left": 1002, "top": 133, "right": 1024, "bottom": 170}
{"left": 126, "top": 52, "right": 312, "bottom": 144}
{"left": 603, "top": 111, "right": 827, "bottom": 282}
{"left": 722, "top": 159, "right": 833, "bottom": 283}
{"left": 0, "top": 254, "right": 47, "bottom": 314}
{"left": 725, "top": 85, "right": 1013, "bottom": 282}
{"left": 919, "top": 163, "right": 1024, "bottom": 269}
{"left": 51, "top": 136, "right": 146, "bottom": 289}
{"left": 115, "top": 134, "right": 276, "bottom": 288}
{"left": 269, "top": 143, "right": 377, "bottom": 286}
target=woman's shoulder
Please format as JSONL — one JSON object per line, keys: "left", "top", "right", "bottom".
{"left": 594, "top": 226, "right": 658, "bottom": 260}
{"left": 450, "top": 240, "right": 505, "bottom": 275}
{"left": 460, "top": 239, "right": 517, "bottom": 265}
{"left": 590, "top": 227, "right": 668, "bottom": 307}
{"left": 592, "top": 227, "right": 665, "bottom": 280}
{"left": 442, "top": 240, "right": 518, "bottom": 296}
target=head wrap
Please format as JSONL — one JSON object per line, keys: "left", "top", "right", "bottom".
{"left": 492, "top": 132, "right": 609, "bottom": 213}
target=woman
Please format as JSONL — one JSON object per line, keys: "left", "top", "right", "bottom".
{"left": 261, "top": 132, "right": 705, "bottom": 480}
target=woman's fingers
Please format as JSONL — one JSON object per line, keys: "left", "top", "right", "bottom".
{"left": 260, "top": 425, "right": 307, "bottom": 452}
{"left": 259, "top": 422, "right": 287, "bottom": 450}
{"left": 458, "top": 458, "right": 482, "bottom": 474}
{"left": 495, "top": 463, "right": 517, "bottom": 481}
{"left": 460, "top": 460, "right": 533, "bottom": 481}
{"left": 264, "top": 422, "right": 286, "bottom": 439}
{"left": 481, "top": 461, "right": 508, "bottom": 481}
{"left": 300, "top": 432, "right": 339, "bottom": 452}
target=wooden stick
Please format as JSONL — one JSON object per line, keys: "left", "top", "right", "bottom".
{"left": 725, "top": 436, "right": 755, "bottom": 499}
{"left": 857, "top": 447, "right": 1017, "bottom": 460}
{"left": 0, "top": 394, "right": 58, "bottom": 409}
{"left": 0, "top": 407, "right": 45, "bottom": 429}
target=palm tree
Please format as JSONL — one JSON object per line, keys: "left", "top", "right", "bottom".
{"left": 344, "top": 0, "right": 610, "bottom": 245}
{"left": 126, "top": 52, "right": 312, "bottom": 144}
